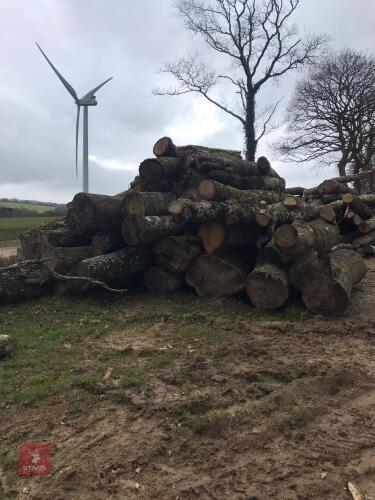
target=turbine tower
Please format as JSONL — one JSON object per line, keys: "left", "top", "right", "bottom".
{"left": 36, "top": 43, "right": 113, "bottom": 193}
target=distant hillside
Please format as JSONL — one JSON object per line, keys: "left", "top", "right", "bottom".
{"left": 0, "top": 199, "right": 66, "bottom": 218}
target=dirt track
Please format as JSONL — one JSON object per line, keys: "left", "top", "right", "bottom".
{"left": 2, "top": 261, "right": 375, "bottom": 499}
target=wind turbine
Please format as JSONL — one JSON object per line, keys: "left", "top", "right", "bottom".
{"left": 36, "top": 43, "right": 113, "bottom": 193}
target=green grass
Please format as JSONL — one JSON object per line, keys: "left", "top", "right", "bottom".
{"left": 0, "top": 216, "right": 57, "bottom": 244}
{"left": 0, "top": 202, "right": 57, "bottom": 213}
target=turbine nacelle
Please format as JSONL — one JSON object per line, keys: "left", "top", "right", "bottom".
{"left": 77, "top": 96, "right": 98, "bottom": 106}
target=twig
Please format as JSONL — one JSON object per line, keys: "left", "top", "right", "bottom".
{"left": 47, "top": 268, "right": 128, "bottom": 294}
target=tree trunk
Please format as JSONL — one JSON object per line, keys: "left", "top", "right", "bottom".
{"left": 351, "top": 231, "right": 375, "bottom": 249}
{"left": 69, "top": 246, "right": 153, "bottom": 291}
{"left": 274, "top": 219, "right": 339, "bottom": 255}
{"left": 341, "top": 195, "right": 374, "bottom": 219}
{"left": 91, "top": 229, "right": 124, "bottom": 257}
{"left": 122, "top": 191, "right": 176, "bottom": 217}
{"left": 262, "top": 238, "right": 292, "bottom": 267}
{"left": 186, "top": 253, "right": 255, "bottom": 297}
{"left": 0, "top": 260, "right": 50, "bottom": 303}
{"left": 246, "top": 262, "right": 290, "bottom": 310}
{"left": 66, "top": 193, "right": 124, "bottom": 235}
{"left": 244, "top": 92, "right": 256, "bottom": 161}
{"left": 191, "top": 156, "right": 260, "bottom": 176}
{"left": 168, "top": 199, "right": 229, "bottom": 222}
{"left": 139, "top": 158, "right": 183, "bottom": 182}
{"left": 40, "top": 245, "right": 91, "bottom": 273}
{"left": 203, "top": 170, "right": 285, "bottom": 191}
{"left": 152, "top": 235, "right": 202, "bottom": 273}
{"left": 198, "top": 179, "right": 281, "bottom": 203}
{"left": 358, "top": 216, "right": 375, "bottom": 234}
{"left": 289, "top": 250, "right": 319, "bottom": 290}
{"left": 153, "top": 136, "right": 242, "bottom": 161}
{"left": 300, "top": 249, "right": 367, "bottom": 316}
{"left": 122, "top": 215, "right": 186, "bottom": 245}
{"left": 144, "top": 266, "right": 185, "bottom": 294}
{"left": 317, "top": 179, "right": 353, "bottom": 196}
{"left": 198, "top": 222, "right": 258, "bottom": 255}
{"left": 20, "top": 228, "right": 90, "bottom": 260}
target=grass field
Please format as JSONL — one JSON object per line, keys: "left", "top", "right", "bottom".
{"left": 0, "top": 201, "right": 57, "bottom": 213}
{"left": 0, "top": 216, "right": 57, "bottom": 246}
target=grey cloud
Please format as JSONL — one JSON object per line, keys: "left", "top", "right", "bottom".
{"left": 0, "top": 0, "right": 374, "bottom": 202}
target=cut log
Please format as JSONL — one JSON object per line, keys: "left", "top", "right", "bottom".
{"left": 198, "top": 179, "right": 281, "bottom": 204}
{"left": 351, "top": 231, "right": 375, "bottom": 249}
{"left": 153, "top": 137, "right": 242, "bottom": 162}
{"left": 66, "top": 193, "right": 124, "bottom": 235}
{"left": 153, "top": 136, "right": 177, "bottom": 157}
{"left": 331, "top": 171, "right": 374, "bottom": 184}
{"left": 40, "top": 245, "right": 91, "bottom": 273}
{"left": 180, "top": 188, "right": 203, "bottom": 202}
{"left": 186, "top": 253, "right": 255, "bottom": 297}
{"left": 256, "top": 156, "right": 272, "bottom": 175}
{"left": 122, "top": 215, "right": 186, "bottom": 245}
{"left": 69, "top": 246, "right": 153, "bottom": 291}
{"left": 91, "top": 229, "right": 124, "bottom": 257}
{"left": 262, "top": 238, "right": 292, "bottom": 266}
{"left": 20, "top": 228, "right": 89, "bottom": 260}
{"left": 144, "top": 267, "right": 185, "bottom": 294}
{"left": 168, "top": 199, "right": 228, "bottom": 223}
{"left": 358, "top": 194, "right": 375, "bottom": 207}
{"left": 285, "top": 187, "right": 305, "bottom": 196}
{"left": 289, "top": 250, "right": 319, "bottom": 290}
{"left": 317, "top": 179, "right": 354, "bottom": 195}
{"left": 203, "top": 170, "right": 285, "bottom": 191}
{"left": 153, "top": 235, "right": 201, "bottom": 273}
{"left": 300, "top": 249, "right": 366, "bottom": 316}
{"left": 341, "top": 195, "right": 374, "bottom": 220}
{"left": 122, "top": 191, "right": 176, "bottom": 217}
{"left": 283, "top": 195, "right": 299, "bottom": 207}
{"left": 198, "top": 222, "right": 257, "bottom": 254}
{"left": 0, "top": 260, "right": 50, "bottom": 303}
{"left": 139, "top": 158, "right": 183, "bottom": 183}
{"left": 246, "top": 262, "right": 290, "bottom": 310}
{"left": 274, "top": 219, "right": 339, "bottom": 255}
{"left": 192, "top": 156, "right": 260, "bottom": 176}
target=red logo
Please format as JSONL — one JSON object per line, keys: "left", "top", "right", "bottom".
{"left": 18, "top": 444, "right": 51, "bottom": 476}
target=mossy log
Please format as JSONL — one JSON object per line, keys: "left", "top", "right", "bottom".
{"left": 152, "top": 235, "right": 201, "bottom": 273}
{"left": 66, "top": 193, "right": 124, "bottom": 235}
{"left": 69, "top": 246, "right": 153, "bottom": 291}
{"left": 122, "top": 215, "right": 186, "bottom": 245}
{"left": 0, "top": 260, "right": 50, "bottom": 303}
{"left": 168, "top": 199, "right": 229, "bottom": 222}
{"left": 198, "top": 179, "right": 282, "bottom": 204}
{"left": 246, "top": 262, "right": 290, "bottom": 310}
{"left": 198, "top": 222, "right": 258, "bottom": 254}
{"left": 122, "top": 191, "right": 176, "bottom": 217}
{"left": 186, "top": 253, "right": 255, "bottom": 297}
{"left": 91, "top": 229, "right": 124, "bottom": 257}
{"left": 144, "top": 267, "right": 185, "bottom": 294}
{"left": 139, "top": 158, "right": 183, "bottom": 183}
{"left": 274, "top": 219, "right": 339, "bottom": 255}
{"left": 300, "top": 249, "right": 367, "bottom": 316}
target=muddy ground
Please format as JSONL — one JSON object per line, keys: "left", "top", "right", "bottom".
{"left": 2, "top": 260, "right": 375, "bottom": 499}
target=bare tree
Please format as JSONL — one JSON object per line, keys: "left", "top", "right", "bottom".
{"left": 153, "top": 0, "right": 327, "bottom": 160}
{"left": 278, "top": 49, "right": 375, "bottom": 179}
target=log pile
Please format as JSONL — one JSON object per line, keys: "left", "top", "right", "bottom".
{"left": 2, "top": 136, "right": 373, "bottom": 317}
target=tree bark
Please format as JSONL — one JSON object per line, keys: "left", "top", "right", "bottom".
{"left": 139, "top": 158, "right": 183, "bottom": 182}
{"left": 186, "top": 253, "right": 255, "bottom": 297}
{"left": 0, "top": 260, "right": 50, "bottom": 303}
{"left": 198, "top": 179, "right": 282, "bottom": 203}
{"left": 69, "top": 246, "right": 153, "bottom": 291}
{"left": 66, "top": 193, "right": 124, "bottom": 235}
{"left": 152, "top": 235, "right": 202, "bottom": 273}
{"left": 144, "top": 266, "right": 185, "bottom": 294}
{"left": 246, "top": 262, "right": 290, "bottom": 310}
{"left": 168, "top": 199, "right": 229, "bottom": 222}
{"left": 122, "top": 215, "right": 186, "bottom": 245}
{"left": 122, "top": 191, "right": 176, "bottom": 217}
{"left": 152, "top": 136, "right": 242, "bottom": 161}
{"left": 198, "top": 222, "right": 258, "bottom": 254}
{"left": 300, "top": 249, "right": 367, "bottom": 316}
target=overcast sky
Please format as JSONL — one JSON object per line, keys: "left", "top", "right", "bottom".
{"left": 0, "top": 0, "right": 374, "bottom": 203}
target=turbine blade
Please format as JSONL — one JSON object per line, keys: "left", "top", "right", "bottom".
{"left": 36, "top": 42, "right": 78, "bottom": 101}
{"left": 75, "top": 105, "right": 81, "bottom": 177}
{"left": 81, "top": 77, "right": 113, "bottom": 100}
